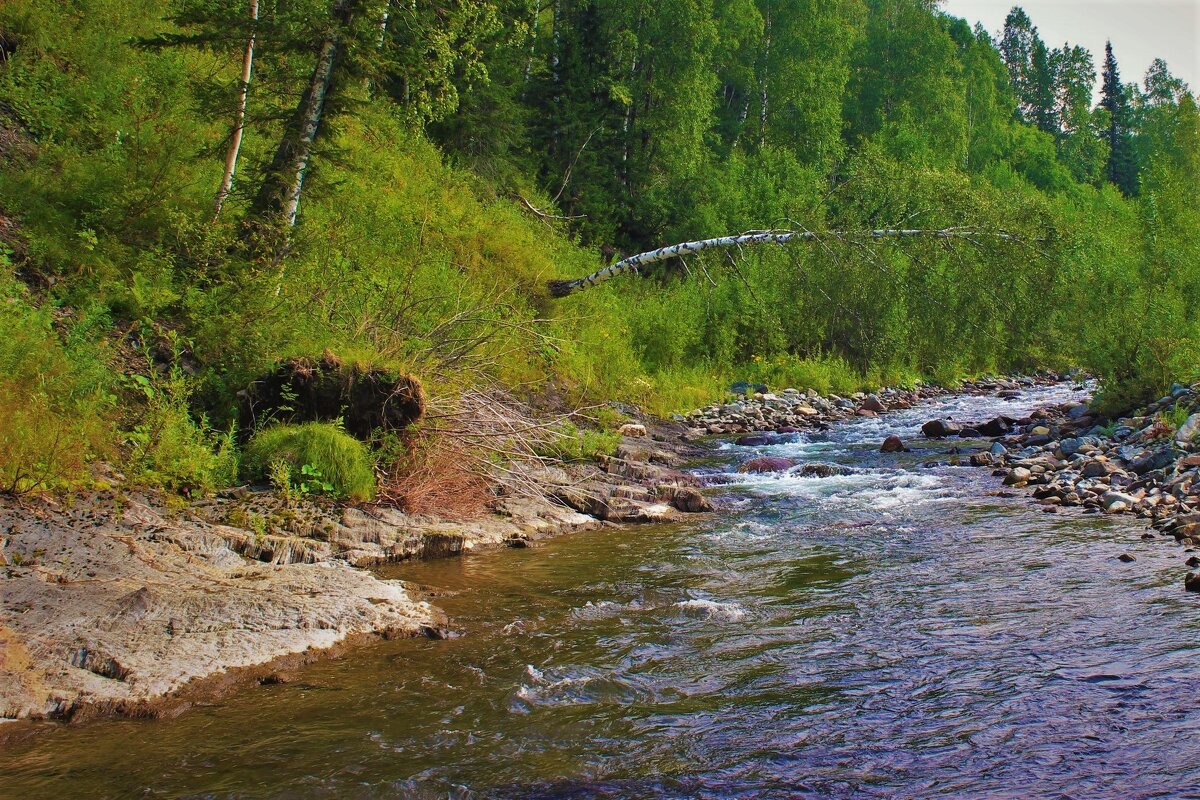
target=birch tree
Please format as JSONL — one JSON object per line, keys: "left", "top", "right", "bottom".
{"left": 547, "top": 226, "right": 1023, "bottom": 297}
{"left": 212, "top": 0, "right": 258, "bottom": 218}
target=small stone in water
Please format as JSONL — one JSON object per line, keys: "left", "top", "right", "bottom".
{"left": 1118, "top": 553, "right": 1136, "bottom": 562}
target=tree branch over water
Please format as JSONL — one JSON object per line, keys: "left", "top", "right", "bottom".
{"left": 547, "top": 227, "right": 1028, "bottom": 298}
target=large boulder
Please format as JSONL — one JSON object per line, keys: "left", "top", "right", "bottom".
{"left": 737, "top": 456, "right": 796, "bottom": 474}
{"left": 792, "top": 462, "right": 856, "bottom": 478}
{"left": 860, "top": 395, "right": 886, "bottom": 413}
{"left": 922, "top": 419, "right": 963, "bottom": 439}
{"left": 1130, "top": 448, "right": 1182, "bottom": 476}
{"left": 880, "top": 435, "right": 906, "bottom": 453}
{"left": 736, "top": 435, "right": 775, "bottom": 447}
{"left": 238, "top": 352, "right": 425, "bottom": 441}
{"left": 669, "top": 487, "right": 714, "bottom": 513}
{"left": 977, "top": 417, "right": 1012, "bottom": 437}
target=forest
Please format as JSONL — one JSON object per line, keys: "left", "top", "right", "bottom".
{"left": 0, "top": 0, "right": 1197, "bottom": 498}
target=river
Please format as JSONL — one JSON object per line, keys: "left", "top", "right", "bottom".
{"left": 6, "top": 384, "right": 1200, "bottom": 799}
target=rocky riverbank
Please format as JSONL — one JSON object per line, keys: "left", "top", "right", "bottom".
{"left": 951, "top": 383, "right": 1200, "bottom": 591}
{"left": 683, "top": 373, "right": 1200, "bottom": 592}
{"left": 679, "top": 374, "right": 1066, "bottom": 438}
{"left": 0, "top": 416, "right": 711, "bottom": 732}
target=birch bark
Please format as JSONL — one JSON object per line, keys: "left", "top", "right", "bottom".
{"left": 213, "top": 0, "right": 258, "bottom": 218}
{"left": 547, "top": 228, "right": 1018, "bottom": 297}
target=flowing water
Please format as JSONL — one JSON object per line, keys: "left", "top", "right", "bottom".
{"left": 6, "top": 385, "right": 1200, "bottom": 799}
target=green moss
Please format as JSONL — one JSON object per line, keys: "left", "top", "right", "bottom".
{"left": 243, "top": 423, "right": 377, "bottom": 503}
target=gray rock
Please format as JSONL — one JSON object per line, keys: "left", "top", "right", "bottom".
{"left": 1003, "top": 467, "right": 1032, "bottom": 486}
{"left": 1175, "top": 413, "right": 1200, "bottom": 447}
{"left": 922, "top": 419, "right": 963, "bottom": 438}
{"left": 1101, "top": 491, "right": 1138, "bottom": 513}
{"left": 1081, "top": 460, "right": 1114, "bottom": 479}
{"left": 1130, "top": 448, "right": 1183, "bottom": 476}
{"left": 1058, "top": 438, "right": 1083, "bottom": 457}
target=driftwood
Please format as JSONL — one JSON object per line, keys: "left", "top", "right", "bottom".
{"left": 547, "top": 227, "right": 1021, "bottom": 297}
{"left": 238, "top": 352, "right": 425, "bottom": 441}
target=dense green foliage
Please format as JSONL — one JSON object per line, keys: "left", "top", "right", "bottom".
{"left": 243, "top": 422, "right": 377, "bottom": 502}
{"left": 0, "top": 0, "right": 1196, "bottom": 494}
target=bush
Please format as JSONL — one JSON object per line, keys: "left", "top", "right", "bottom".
{"left": 125, "top": 368, "right": 239, "bottom": 496}
{"left": 536, "top": 421, "right": 620, "bottom": 462}
{"left": 243, "top": 422, "right": 376, "bottom": 503}
{"left": 0, "top": 276, "right": 117, "bottom": 494}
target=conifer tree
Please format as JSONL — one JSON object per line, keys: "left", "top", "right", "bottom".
{"left": 1100, "top": 40, "right": 1138, "bottom": 195}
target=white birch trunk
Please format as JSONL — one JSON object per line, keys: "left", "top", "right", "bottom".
{"left": 523, "top": 0, "right": 541, "bottom": 87}
{"left": 213, "top": 0, "right": 258, "bottom": 219}
{"left": 547, "top": 228, "right": 1017, "bottom": 297}
{"left": 758, "top": 3, "right": 771, "bottom": 146}
{"left": 281, "top": 36, "right": 338, "bottom": 228}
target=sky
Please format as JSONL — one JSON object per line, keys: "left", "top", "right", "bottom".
{"left": 940, "top": 0, "right": 1199, "bottom": 98}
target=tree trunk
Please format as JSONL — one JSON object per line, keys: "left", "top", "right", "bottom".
{"left": 213, "top": 0, "right": 258, "bottom": 219}
{"left": 758, "top": 2, "right": 771, "bottom": 147}
{"left": 547, "top": 227, "right": 1020, "bottom": 297}
{"left": 249, "top": 4, "right": 351, "bottom": 235}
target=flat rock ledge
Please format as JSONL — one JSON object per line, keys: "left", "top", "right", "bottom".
{"left": 0, "top": 496, "right": 447, "bottom": 726}
{"left": 0, "top": 422, "right": 712, "bottom": 731}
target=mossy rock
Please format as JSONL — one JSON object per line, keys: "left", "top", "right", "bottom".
{"left": 238, "top": 352, "right": 424, "bottom": 442}
{"left": 243, "top": 422, "right": 377, "bottom": 503}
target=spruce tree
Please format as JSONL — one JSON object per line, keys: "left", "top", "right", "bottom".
{"left": 1101, "top": 40, "right": 1138, "bottom": 195}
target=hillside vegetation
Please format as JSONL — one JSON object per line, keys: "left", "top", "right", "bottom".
{"left": 0, "top": 0, "right": 1197, "bottom": 497}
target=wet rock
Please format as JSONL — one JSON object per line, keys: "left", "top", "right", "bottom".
{"left": 970, "top": 453, "right": 994, "bottom": 466}
{"left": 921, "top": 419, "right": 962, "bottom": 439}
{"left": 1186, "top": 556, "right": 1200, "bottom": 568}
{"left": 880, "top": 435, "right": 905, "bottom": 453}
{"left": 669, "top": 487, "right": 714, "bottom": 513}
{"left": 958, "top": 427, "right": 981, "bottom": 438}
{"left": 735, "top": 435, "right": 774, "bottom": 447}
{"left": 977, "top": 417, "right": 1012, "bottom": 437}
{"left": 792, "top": 462, "right": 855, "bottom": 478}
{"left": 1186, "top": 572, "right": 1200, "bottom": 593}
{"left": 1117, "top": 553, "right": 1136, "bottom": 562}
{"left": 737, "top": 456, "right": 796, "bottom": 474}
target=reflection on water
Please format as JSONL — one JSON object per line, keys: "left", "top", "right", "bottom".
{"left": 7, "top": 384, "right": 1200, "bottom": 799}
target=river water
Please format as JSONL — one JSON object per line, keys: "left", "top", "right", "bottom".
{"left": 6, "top": 384, "right": 1200, "bottom": 799}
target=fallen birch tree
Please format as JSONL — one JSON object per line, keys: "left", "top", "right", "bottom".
{"left": 547, "top": 227, "right": 1024, "bottom": 297}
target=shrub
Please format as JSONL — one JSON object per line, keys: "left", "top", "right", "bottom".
{"left": 126, "top": 368, "right": 239, "bottom": 496}
{"left": 536, "top": 421, "right": 620, "bottom": 462}
{"left": 243, "top": 422, "right": 376, "bottom": 503}
{"left": 0, "top": 276, "right": 117, "bottom": 494}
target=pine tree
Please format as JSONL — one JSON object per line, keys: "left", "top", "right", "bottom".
{"left": 1101, "top": 40, "right": 1138, "bottom": 195}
